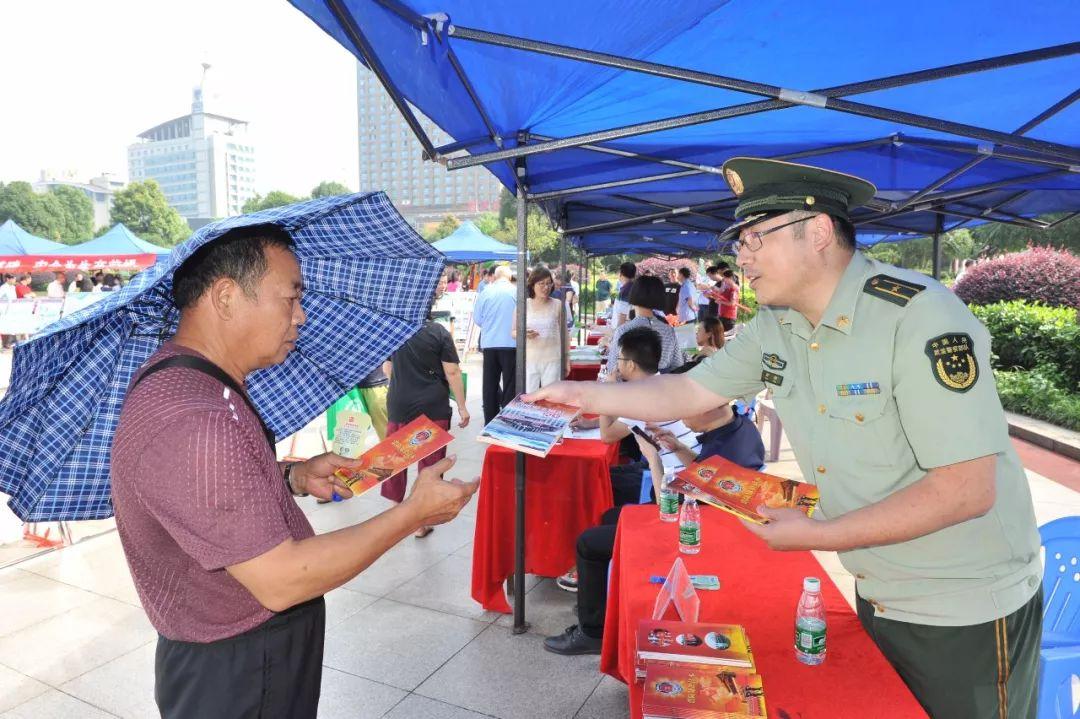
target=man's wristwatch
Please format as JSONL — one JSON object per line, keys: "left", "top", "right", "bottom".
{"left": 283, "top": 462, "right": 308, "bottom": 497}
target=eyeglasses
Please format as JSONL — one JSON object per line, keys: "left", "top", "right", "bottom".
{"left": 616, "top": 356, "right": 631, "bottom": 363}
{"left": 735, "top": 214, "right": 814, "bottom": 253}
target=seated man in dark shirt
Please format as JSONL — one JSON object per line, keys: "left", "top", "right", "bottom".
{"left": 544, "top": 368, "right": 765, "bottom": 655}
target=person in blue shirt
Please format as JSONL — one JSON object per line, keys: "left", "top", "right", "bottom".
{"left": 544, "top": 332, "right": 765, "bottom": 656}
{"left": 472, "top": 265, "right": 518, "bottom": 423}
{"left": 677, "top": 267, "right": 698, "bottom": 324}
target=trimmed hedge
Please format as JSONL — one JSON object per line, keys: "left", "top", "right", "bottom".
{"left": 954, "top": 246, "right": 1080, "bottom": 309}
{"left": 970, "top": 301, "right": 1080, "bottom": 390}
{"left": 994, "top": 367, "right": 1080, "bottom": 432}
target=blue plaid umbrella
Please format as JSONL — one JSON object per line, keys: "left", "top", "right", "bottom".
{"left": 0, "top": 193, "right": 445, "bottom": 521}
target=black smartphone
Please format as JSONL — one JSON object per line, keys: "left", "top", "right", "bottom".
{"left": 630, "top": 425, "right": 662, "bottom": 451}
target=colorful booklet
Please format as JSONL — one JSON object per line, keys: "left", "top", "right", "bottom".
{"left": 642, "top": 663, "right": 766, "bottom": 719}
{"left": 636, "top": 620, "right": 755, "bottom": 670}
{"left": 332, "top": 415, "right": 453, "bottom": 494}
{"left": 477, "top": 397, "right": 580, "bottom": 458}
{"left": 672, "top": 455, "right": 819, "bottom": 524}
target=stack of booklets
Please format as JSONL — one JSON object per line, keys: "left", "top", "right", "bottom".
{"left": 477, "top": 397, "right": 580, "bottom": 457}
{"left": 672, "top": 455, "right": 819, "bottom": 524}
{"left": 636, "top": 619, "right": 766, "bottom": 718}
{"left": 332, "top": 415, "right": 453, "bottom": 495}
{"left": 568, "top": 346, "right": 603, "bottom": 363}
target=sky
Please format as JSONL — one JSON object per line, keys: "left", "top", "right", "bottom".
{"left": 0, "top": 1, "right": 362, "bottom": 197}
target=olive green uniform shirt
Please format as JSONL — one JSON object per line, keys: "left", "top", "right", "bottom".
{"left": 689, "top": 251, "right": 1041, "bottom": 626}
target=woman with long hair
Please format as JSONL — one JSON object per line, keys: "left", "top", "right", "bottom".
{"left": 695, "top": 316, "right": 725, "bottom": 358}
{"left": 513, "top": 267, "right": 568, "bottom": 392}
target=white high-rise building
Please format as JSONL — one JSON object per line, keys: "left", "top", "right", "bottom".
{"left": 356, "top": 65, "right": 502, "bottom": 214}
{"left": 128, "top": 67, "right": 255, "bottom": 223}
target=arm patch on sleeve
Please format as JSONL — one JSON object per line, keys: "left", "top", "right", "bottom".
{"left": 925, "top": 332, "right": 979, "bottom": 392}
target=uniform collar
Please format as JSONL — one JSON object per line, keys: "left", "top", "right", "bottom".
{"left": 778, "top": 251, "right": 871, "bottom": 336}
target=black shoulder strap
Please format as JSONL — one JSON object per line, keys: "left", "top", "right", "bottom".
{"left": 131, "top": 354, "right": 276, "bottom": 450}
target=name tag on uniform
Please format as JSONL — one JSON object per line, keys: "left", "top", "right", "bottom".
{"left": 761, "top": 370, "right": 784, "bottom": 386}
{"left": 836, "top": 381, "right": 880, "bottom": 396}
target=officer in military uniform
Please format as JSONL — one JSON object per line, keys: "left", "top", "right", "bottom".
{"left": 527, "top": 157, "right": 1043, "bottom": 718}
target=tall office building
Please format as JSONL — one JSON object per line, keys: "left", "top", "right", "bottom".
{"left": 127, "top": 67, "right": 255, "bottom": 223}
{"left": 356, "top": 66, "right": 502, "bottom": 214}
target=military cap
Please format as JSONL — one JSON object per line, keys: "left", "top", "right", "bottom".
{"left": 720, "top": 157, "right": 876, "bottom": 239}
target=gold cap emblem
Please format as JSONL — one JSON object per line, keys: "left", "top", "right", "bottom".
{"left": 805, "top": 195, "right": 816, "bottom": 206}
{"left": 725, "top": 169, "right": 744, "bottom": 196}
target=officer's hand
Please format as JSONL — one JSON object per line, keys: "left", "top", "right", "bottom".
{"left": 740, "top": 506, "right": 827, "bottom": 551}
{"left": 523, "top": 381, "right": 588, "bottom": 407}
{"left": 291, "top": 453, "right": 357, "bottom": 501}
{"left": 403, "top": 455, "right": 480, "bottom": 527}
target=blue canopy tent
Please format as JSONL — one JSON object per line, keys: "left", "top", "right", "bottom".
{"left": 289, "top": 0, "right": 1080, "bottom": 629}
{"left": 61, "top": 224, "right": 171, "bottom": 257}
{"left": 432, "top": 220, "right": 516, "bottom": 261}
{"left": 0, "top": 219, "right": 67, "bottom": 255}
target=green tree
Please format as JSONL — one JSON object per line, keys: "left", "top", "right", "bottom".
{"left": 425, "top": 214, "right": 461, "bottom": 241}
{"left": 242, "top": 190, "right": 303, "bottom": 213}
{"left": 110, "top": 180, "right": 189, "bottom": 247}
{"left": 498, "top": 187, "right": 515, "bottom": 225}
{"left": 49, "top": 185, "right": 95, "bottom": 243}
{"left": 0, "top": 181, "right": 60, "bottom": 238}
{"left": 310, "top": 181, "right": 352, "bottom": 198}
{"left": 473, "top": 211, "right": 502, "bottom": 237}
{"left": 492, "top": 206, "right": 560, "bottom": 258}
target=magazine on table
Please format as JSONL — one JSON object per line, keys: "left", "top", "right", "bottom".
{"left": 477, "top": 397, "right": 580, "bottom": 457}
{"left": 636, "top": 619, "right": 755, "bottom": 670}
{"left": 642, "top": 662, "right": 766, "bottom": 719}
{"left": 332, "top": 415, "right": 453, "bottom": 495}
{"left": 672, "top": 455, "right": 819, "bottom": 524}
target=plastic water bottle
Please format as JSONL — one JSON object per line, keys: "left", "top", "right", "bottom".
{"left": 658, "top": 469, "right": 679, "bottom": 523}
{"left": 795, "top": 577, "right": 827, "bottom": 665}
{"left": 678, "top": 498, "right": 701, "bottom": 554}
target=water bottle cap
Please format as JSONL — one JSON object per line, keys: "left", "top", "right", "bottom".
{"left": 803, "top": 577, "right": 821, "bottom": 592}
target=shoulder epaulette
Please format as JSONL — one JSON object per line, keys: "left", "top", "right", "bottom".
{"left": 862, "top": 274, "right": 926, "bottom": 307}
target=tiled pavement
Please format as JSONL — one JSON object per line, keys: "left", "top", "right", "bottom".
{"left": 1, "top": 353, "right": 1079, "bottom": 717}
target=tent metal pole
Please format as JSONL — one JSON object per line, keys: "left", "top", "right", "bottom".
{"left": 528, "top": 170, "right": 704, "bottom": 202}
{"left": 513, "top": 162, "right": 529, "bottom": 635}
{"left": 931, "top": 216, "right": 943, "bottom": 280}
{"left": 931, "top": 207, "right": 1047, "bottom": 230}
{"left": 1045, "top": 212, "right": 1079, "bottom": 229}
{"left": 443, "top": 29, "right": 1080, "bottom": 168}
{"left": 894, "top": 88, "right": 1080, "bottom": 211}
{"left": 449, "top": 25, "right": 1076, "bottom": 104}
{"left": 896, "top": 135, "right": 1075, "bottom": 170}
{"left": 571, "top": 199, "right": 720, "bottom": 233}
{"left": 325, "top": 0, "right": 438, "bottom": 160}
{"left": 856, "top": 169, "right": 1068, "bottom": 225}
{"left": 566, "top": 200, "right": 734, "bottom": 234}
{"left": 529, "top": 133, "right": 723, "bottom": 174}
{"left": 953, "top": 199, "right": 1049, "bottom": 228}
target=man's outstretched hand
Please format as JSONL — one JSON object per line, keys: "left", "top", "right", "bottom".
{"left": 522, "top": 380, "right": 588, "bottom": 407}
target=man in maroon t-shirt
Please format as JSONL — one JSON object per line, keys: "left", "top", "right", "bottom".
{"left": 111, "top": 225, "right": 478, "bottom": 719}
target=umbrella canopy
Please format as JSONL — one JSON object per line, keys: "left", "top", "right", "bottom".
{"left": 61, "top": 224, "right": 172, "bottom": 256}
{"left": 0, "top": 192, "right": 445, "bottom": 521}
{"left": 289, "top": 0, "right": 1080, "bottom": 244}
{"left": 432, "top": 220, "right": 516, "bottom": 261}
{"left": 0, "top": 219, "right": 66, "bottom": 255}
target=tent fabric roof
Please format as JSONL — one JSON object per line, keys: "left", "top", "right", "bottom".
{"left": 432, "top": 220, "right": 516, "bottom": 261}
{"left": 0, "top": 219, "right": 67, "bottom": 255}
{"left": 290, "top": 0, "right": 1080, "bottom": 254}
{"left": 59, "top": 224, "right": 171, "bottom": 256}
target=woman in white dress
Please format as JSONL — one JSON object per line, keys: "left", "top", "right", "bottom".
{"left": 512, "top": 267, "right": 568, "bottom": 393}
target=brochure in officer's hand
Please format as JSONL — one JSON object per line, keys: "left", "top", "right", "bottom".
{"left": 477, "top": 397, "right": 580, "bottom": 458}
{"left": 332, "top": 416, "right": 453, "bottom": 495}
{"left": 671, "top": 456, "right": 819, "bottom": 524}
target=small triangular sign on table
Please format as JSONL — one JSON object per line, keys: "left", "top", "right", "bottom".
{"left": 652, "top": 556, "right": 700, "bottom": 623}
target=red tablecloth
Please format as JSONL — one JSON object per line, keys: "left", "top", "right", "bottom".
{"left": 586, "top": 333, "right": 602, "bottom": 345}
{"left": 601, "top": 505, "right": 927, "bottom": 719}
{"left": 472, "top": 439, "right": 619, "bottom": 613}
{"left": 567, "top": 362, "right": 601, "bottom": 381}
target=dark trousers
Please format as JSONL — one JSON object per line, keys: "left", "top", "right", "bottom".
{"left": 578, "top": 506, "right": 624, "bottom": 639}
{"left": 482, "top": 347, "right": 517, "bottom": 423}
{"left": 155, "top": 597, "right": 326, "bottom": 719}
{"left": 719, "top": 317, "right": 735, "bottom": 332}
{"left": 610, "top": 461, "right": 648, "bottom": 507}
{"left": 857, "top": 589, "right": 1041, "bottom": 719}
